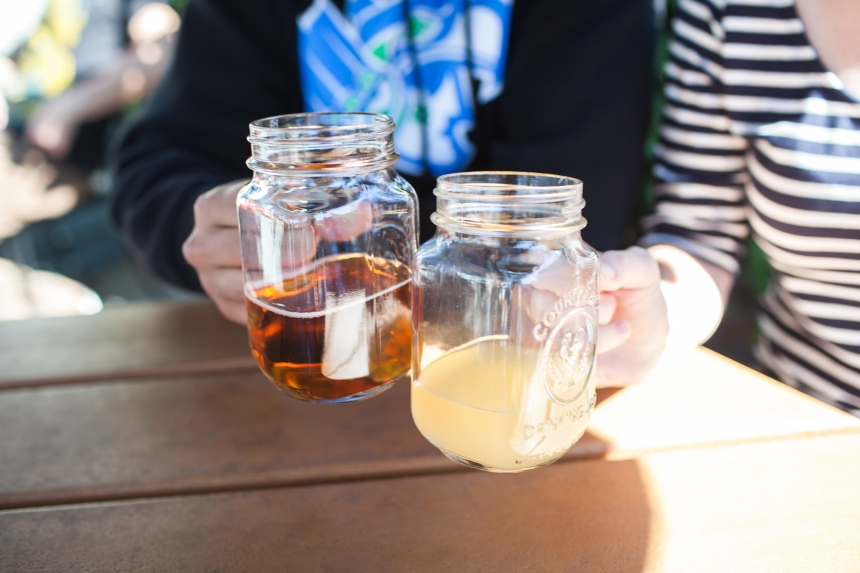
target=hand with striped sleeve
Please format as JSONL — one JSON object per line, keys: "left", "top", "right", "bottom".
{"left": 597, "top": 247, "right": 669, "bottom": 387}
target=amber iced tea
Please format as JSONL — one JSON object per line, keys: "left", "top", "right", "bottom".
{"left": 246, "top": 254, "right": 412, "bottom": 402}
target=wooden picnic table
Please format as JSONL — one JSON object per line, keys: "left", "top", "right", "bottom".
{"left": 1, "top": 300, "right": 859, "bottom": 572}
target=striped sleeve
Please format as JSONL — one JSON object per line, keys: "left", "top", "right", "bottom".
{"left": 641, "top": 0, "right": 750, "bottom": 276}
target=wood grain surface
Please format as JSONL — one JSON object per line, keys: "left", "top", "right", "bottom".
{"left": 3, "top": 433, "right": 858, "bottom": 573}
{"left": 0, "top": 301, "right": 256, "bottom": 388}
{"left": 0, "top": 373, "right": 601, "bottom": 510}
{"left": 2, "top": 347, "right": 857, "bottom": 510}
{"left": 3, "top": 301, "right": 860, "bottom": 571}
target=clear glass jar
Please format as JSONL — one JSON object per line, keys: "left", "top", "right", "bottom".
{"left": 239, "top": 112, "right": 418, "bottom": 403}
{"left": 411, "top": 172, "right": 599, "bottom": 472}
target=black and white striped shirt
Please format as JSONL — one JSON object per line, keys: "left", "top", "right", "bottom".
{"left": 641, "top": 0, "right": 860, "bottom": 415}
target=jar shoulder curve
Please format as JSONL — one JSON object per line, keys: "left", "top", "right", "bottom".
{"left": 561, "top": 235, "right": 599, "bottom": 266}
{"left": 560, "top": 236, "right": 599, "bottom": 298}
{"left": 414, "top": 233, "right": 597, "bottom": 294}
{"left": 413, "top": 237, "right": 446, "bottom": 280}
{"left": 237, "top": 169, "right": 416, "bottom": 217}
{"left": 237, "top": 178, "right": 263, "bottom": 204}
{"left": 414, "top": 236, "right": 599, "bottom": 320}
{"left": 391, "top": 172, "right": 419, "bottom": 200}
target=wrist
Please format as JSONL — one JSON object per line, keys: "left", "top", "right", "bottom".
{"left": 647, "top": 244, "right": 726, "bottom": 360}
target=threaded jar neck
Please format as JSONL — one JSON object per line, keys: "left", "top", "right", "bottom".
{"left": 247, "top": 112, "right": 398, "bottom": 176}
{"left": 431, "top": 172, "right": 586, "bottom": 237}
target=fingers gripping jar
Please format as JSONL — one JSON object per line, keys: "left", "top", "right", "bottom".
{"left": 411, "top": 172, "right": 599, "bottom": 472}
{"left": 239, "top": 113, "right": 418, "bottom": 403}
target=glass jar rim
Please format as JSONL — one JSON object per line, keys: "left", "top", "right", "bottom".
{"left": 432, "top": 171, "right": 586, "bottom": 237}
{"left": 248, "top": 112, "right": 395, "bottom": 143}
{"left": 246, "top": 112, "right": 398, "bottom": 176}
{"left": 435, "top": 171, "right": 583, "bottom": 203}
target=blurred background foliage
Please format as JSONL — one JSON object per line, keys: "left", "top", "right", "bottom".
{"left": 0, "top": 0, "right": 194, "bottom": 320}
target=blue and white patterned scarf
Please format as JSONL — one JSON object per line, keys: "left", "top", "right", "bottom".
{"left": 297, "top": 0, "right": 514, "bottom": 176}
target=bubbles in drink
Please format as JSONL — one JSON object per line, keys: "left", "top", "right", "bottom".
{"left": 246, "top": 254, "right": 412, "bottom": 402}
{"left": 412, "top": 336, "right": 595, "bottom": 472}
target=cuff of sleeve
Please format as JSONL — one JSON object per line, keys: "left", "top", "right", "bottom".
{"left": 639, "top": 232, "right": 741, "bottom": 277}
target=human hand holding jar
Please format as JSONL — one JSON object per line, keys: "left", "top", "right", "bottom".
{"left": 595, "top": 247, "right": 668, "bottom": 388}
{"left": 519, "top": 245, "right": 668, "bottom": 388}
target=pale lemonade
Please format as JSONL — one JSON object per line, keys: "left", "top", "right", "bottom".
{"left": 412, "top": 336, "right": 595, "bottom": 472}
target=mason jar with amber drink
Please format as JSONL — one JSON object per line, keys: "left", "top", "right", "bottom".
{"left": 239, "top": 113, "right": 417, "bottom": 403}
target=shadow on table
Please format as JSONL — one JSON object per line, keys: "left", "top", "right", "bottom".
{"left": 0, "top": 376, "right": 651, "bottom": 571}
{"left": 263, "top": 391, "right": 652, "bottom": 571}
{"left": 0, "top": 455, "right": 653, "bottom": 573}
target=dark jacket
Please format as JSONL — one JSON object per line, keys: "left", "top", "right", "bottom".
{"left": 110, "top": 0, "right": 655, "bottom": 290}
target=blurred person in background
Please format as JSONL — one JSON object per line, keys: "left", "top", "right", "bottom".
{"left": 111, "top": 0, "right": 672, "bottom": 386}
{"left": 0, "top": 0, "right": 181, "bottom": 319}
{"left": 23, "top": 0, "right": 181, "bottom": 165}
{"left": 641, "top": 0, "right": 860, "bottom": 414}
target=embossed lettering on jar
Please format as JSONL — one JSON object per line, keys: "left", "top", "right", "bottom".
{"left": 239, "top": 113, "right": 418, "bottom": 403}
{"left": 411, "top": 172, "right": 599, "bottom": 472}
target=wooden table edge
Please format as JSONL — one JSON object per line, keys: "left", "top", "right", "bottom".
{"left": 0, "top": 357, "right": 260, "bottom": 391}
{"left": 695, "top": 346, "right": 860, "bottom": 421}
{"left": 4, "top": 424, "right": 858, "bottom": 513}
{"left": 0, "top": 456, "right": 464, "bottom": 512}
